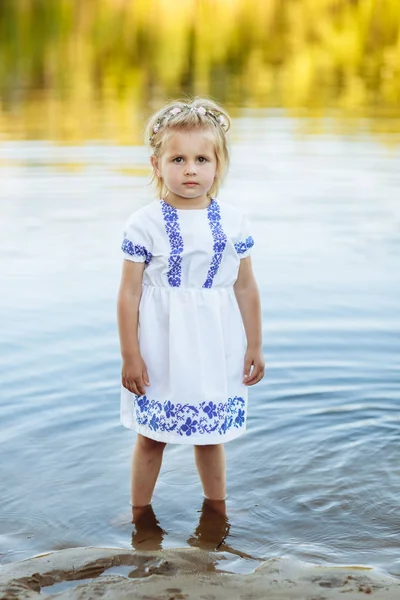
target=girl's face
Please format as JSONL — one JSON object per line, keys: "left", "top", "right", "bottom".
{"left": 152, "top": 129, "right": 217, "bottom": 206}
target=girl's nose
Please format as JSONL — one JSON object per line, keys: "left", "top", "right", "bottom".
{"left": 184, "top": 162, "right": 197, "bottom": 175}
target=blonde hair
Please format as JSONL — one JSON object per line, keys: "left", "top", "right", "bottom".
{"left": 145, "top": 97, "right": 231, "bottom": 199}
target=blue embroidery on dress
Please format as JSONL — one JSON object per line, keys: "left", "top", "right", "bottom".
{"left": 235, "top": 236, "right": 254, "bottom": 255}
{"left": 122, "top": 238, "right": 152, "bottom": 264}
{"left": 132, "top": 395, "right": 246, "bottom": 437}
{"left": 161, "top": 201, "right": 184, "bottom": 287}
{"left": 203, "top": 200, "right": 227, "bottom": 288}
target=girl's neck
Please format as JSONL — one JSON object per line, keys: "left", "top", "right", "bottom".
{"left": 162, "top": 195, "right": 212, "bottom": 211}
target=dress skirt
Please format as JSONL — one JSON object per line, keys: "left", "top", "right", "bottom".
{"left": 120, "top": 283, "right": 248, "bottom": 444}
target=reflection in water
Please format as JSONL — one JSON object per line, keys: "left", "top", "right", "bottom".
{"left": 131, "top": 505, "right": 166, "bottom": 551}
{"left": 188, "top": 499, "right": 230, "bottom": 552}
{"left": 130, "top": 499, "right": 261, "bottom": 562}
{"left": 130, "top": 500, "right": 231, "bottom": 553}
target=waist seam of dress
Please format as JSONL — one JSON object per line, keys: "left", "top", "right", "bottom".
{"left": 142, "top": 282, "right": 234, "bottom": 290}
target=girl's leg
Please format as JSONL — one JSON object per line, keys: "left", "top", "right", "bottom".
{"left": 194, "top": 443, "right": 226, "bottom": 501}
{"left": 131, "top": 434, "right": 166, "bottom": 508}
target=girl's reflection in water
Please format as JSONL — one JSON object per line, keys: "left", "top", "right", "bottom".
{"left": 187, "top": 498, "right": 230, "bottom": 551}
{"left": 130, "top": 499, "right": 230, "bottom": 552}
{"left": 131, "top": 504, "right": 166, "bottom": 551}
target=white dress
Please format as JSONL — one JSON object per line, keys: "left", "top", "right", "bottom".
{"left": 120, "top": 198, "right": 254, "bottom": 445}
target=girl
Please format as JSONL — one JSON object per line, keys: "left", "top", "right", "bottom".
{"left": 117, "top": 98, "right": 265, "bottom": 516}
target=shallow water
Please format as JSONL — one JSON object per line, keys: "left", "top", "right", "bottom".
{"left": 1, "top": 116, "right": 399, "bottom": 575}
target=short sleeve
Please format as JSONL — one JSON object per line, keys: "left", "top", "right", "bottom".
{"left": 121, "top": 213, "right": 152, "bottom": 264}
{"left": 234, "top": 215, "right": 255, "bottom": 259}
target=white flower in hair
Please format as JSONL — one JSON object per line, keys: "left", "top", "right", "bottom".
{"left": 170, "top": 107, "right": 181, "bottom": 116}
{"left": 197, "top": 106, "right": 207, "bottom": 116}
{"left": 218, "top": 115, "right": 226, "bottom": 127}
{"left": 153, "top": 124, "right": 160, "bottom": 133}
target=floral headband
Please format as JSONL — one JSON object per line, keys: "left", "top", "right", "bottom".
{"left": 150, "top": 105, "right": 228, "bottom": 141}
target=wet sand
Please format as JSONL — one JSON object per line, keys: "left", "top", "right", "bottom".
{"left": 1, "top": 546, "right": 399, "bottom": 600}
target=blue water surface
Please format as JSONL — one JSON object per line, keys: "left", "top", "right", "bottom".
{"left": 0, "top": 116, "right": 399, "bottom": 575}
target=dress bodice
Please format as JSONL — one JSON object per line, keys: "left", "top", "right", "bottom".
{"left": 121, "top": 199, "right": 254, "bottom": 290}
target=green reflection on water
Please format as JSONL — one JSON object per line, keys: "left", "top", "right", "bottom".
{"left": 1, "top": 0, "right": 399, "bottom": 143}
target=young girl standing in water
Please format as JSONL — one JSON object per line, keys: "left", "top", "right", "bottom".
{"left": 117, "top": 98, "right": 265, "bottom": 515}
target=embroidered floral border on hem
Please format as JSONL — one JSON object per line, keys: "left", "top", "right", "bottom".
{"left": 132, "top": 423, "right": 246, "bottom": 445}
{"left": 132, "top": 394, "right": 246, "bottom": 438}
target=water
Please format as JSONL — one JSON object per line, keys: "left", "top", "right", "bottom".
{"left": 1, "top": 116, "right": 399, "bottom": 576}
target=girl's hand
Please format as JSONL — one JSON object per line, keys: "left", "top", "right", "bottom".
{"left": 122, "top": 355, "right": 150, "bottom": 396}
{"left": 243, "top": 347, "right": 265, "bottom": 386}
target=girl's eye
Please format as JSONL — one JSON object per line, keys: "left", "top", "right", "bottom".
{"left": 172, "top": 156, "right": 208, "bottom": 164}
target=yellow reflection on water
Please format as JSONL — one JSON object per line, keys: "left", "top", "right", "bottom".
{"left": 1, "top": 0, "right": 400, "bottom": 143}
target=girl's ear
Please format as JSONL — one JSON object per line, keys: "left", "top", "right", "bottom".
{"left": 150, "top": 155, "right": 160, "bottom": 177}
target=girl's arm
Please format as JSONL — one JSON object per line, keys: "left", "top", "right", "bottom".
{"left": 117, "top": 260, "right": 149, "bottom": 396}
{"left": 233, "top": 256, "right": 265, "bottom": 386}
